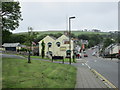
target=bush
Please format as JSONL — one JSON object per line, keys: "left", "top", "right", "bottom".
{"left": 19, "top": 48, "right": 28, "bottom": 52}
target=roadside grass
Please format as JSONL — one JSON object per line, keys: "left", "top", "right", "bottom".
{"left": 2, "top": 58, "right": 76, "bottom": 88}
{"left": 30, "top": 56, "right": 76, "bottom": 63}
{"left": 30, "top": 55, "right": 50, "bottom": 60}
{"left": 2, "top": 52, "right": 76, "bottom": 63}
{"left": 5, "top": 53, "right": 76, "bottom": 63}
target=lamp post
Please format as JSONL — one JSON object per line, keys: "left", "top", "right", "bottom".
{"left": 69, "top": 16, "right": 75, "bottom": 64}
{"left": 111, "top": 39, "right": 114, "bottom": 60}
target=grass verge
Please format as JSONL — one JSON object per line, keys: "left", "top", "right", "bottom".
{"left": 2, "top": 58, "right": 76, "bottom": 88}
{"left": 30, "top": 56, "right": 76, "bottom": 63}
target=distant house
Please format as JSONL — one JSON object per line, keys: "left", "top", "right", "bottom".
{"left": 2, "top": 43, "right": 22, "bottom": 51}
{"left": 104, "top": 43, "right": 120, "bottom": 55}
{"left": 92, "top": 29, "right": 101, "bottom": 32}
{"left": 38, "top": 34, "right": 75, "bottom": 58}
{"left": 80, "top": 39, "right": 89, "bottom": 45}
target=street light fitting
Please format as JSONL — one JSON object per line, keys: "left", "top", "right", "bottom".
{"left": 69, "top": 16, "right": 75, "bottom": 19}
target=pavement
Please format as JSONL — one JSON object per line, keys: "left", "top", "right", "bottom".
{"left": 72, "top": 59, "right": 108, "bottom": 88}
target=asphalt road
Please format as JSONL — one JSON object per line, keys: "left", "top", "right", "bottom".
{"left": 83, "top": 48, "right": 118, "bottom": 87}
{"left": 1, "top": 54, "right": 25, "bottom": 59}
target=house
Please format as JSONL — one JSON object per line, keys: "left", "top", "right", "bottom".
{"left": 80, "top": 39, "right": 89, "bottom": 45}
{"left": 92, "top": 29, "right": 101, "bottom": 32}
{"left": 39, "top": 35, "right": 56, "bottom": 57}
{"left": 2, "top": 43, "right": 22, "bottom": 51}
{"left": 104, "top": 43, "right": 120, "bottom": 55}
{"left": 111, "top": 44, "right": 120, "bottom": 54}
{"left": 38, "top": 34, "right": 75, "bottom": 58}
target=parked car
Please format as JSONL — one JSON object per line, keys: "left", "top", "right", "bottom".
{"left": 116, "top": 54, "right": 120, "bottom": 59}
{"left": 84, "top": 54, "right": 88, "bottom": 57}
{"left": 83, "top": 51, "right": 86, "bottom": 54}
{"left": 92, "top": 52, "right": 96, "bottom": 56}
{"left": 76, "top": 53, "right": 82, "bottom": 58}
{"left": 91, "top": 47, "right": 95, "bottom": 50}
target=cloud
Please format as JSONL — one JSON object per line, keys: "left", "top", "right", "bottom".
{"left": 13, "top": 2, "right": 118, "bottom": 33}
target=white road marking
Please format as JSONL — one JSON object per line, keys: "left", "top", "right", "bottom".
{"left": 85, "top": 63, "right": 91, "bottom": 69}
{"left": 104, "top": 82, "right": 112, "bottom": 88}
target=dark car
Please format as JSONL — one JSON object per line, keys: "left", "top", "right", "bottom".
{"left": 84, "top": 54, "right": 88, "bottom": 57}
{"left": 116, "top": 54, "right": 120, "bottom": 59}
{"left": 76, "top": 53, "right": 82, "bottom": 58}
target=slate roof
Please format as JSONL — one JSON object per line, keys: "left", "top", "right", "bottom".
{"left": 2, "top": 43, "right": 21, "bottom": 47}
{"left": 49, "top": 36, "right": 57, "bottom": 40}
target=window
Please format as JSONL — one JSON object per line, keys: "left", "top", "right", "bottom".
{"left": 47, "top": 51, "right": 52, "bottom": 56}
{"left": 66, "top": 50, "right": 71, "bottom": 56}
{"left": 56, "top": 42, "right": 60, "bottom": 47}
{"left": 48, "top": 42, "right": 52, "bottom": 48}
{"left": 63, "top": 39, "right": 70, "bottom": 44}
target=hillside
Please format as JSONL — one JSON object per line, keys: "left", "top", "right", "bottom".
{"left": 14, "top": 31, "right": 110, "bottom": 36}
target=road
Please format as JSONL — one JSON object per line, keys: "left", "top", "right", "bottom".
{"left": 1, "top": 54, "right": 25, "bottom": 59}
{"left": 82, "top": 48, "right": 118, "bottom": 88}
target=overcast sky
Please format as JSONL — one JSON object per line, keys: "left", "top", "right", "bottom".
{"left": 12, "top": 1, "right": 118, "bottom": 33}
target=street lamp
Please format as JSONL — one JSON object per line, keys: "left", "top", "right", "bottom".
{"left": 111, "top": 39, "right": 114, "bottom": 60}
{"left": 69, "top": 16, "right": 75, "bottom": 64}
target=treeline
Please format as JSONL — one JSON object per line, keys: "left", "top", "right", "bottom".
{"left": 2, "top": 31, "right": 119, "bottom": 48}
{"left": 2, "top": 32, "right": 63, "bottom": 45}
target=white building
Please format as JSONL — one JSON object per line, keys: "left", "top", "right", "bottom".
{"left": 39, "top": 34, "right": 75, "bottom": 58}
{"left": 104, "top": 43, "right": 120, "bottom": 55}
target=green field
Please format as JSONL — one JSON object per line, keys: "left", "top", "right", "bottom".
{"left": 2, "top": 58, "right": 76, "bottom": 88}
{"left": 15, "top": 31, "right": 109, "bottom": 36}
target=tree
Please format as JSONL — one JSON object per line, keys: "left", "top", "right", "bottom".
{"left": 7, "top": 34, "right": 27, "bottom": 44}
{"left": 70, "top": 33, "right": 76, "bottom": 38}
{"left": 35, "top": 34, "right": 47, "bottom": 43}
{"left": 41, "top": 40, "right": 45, "bottom": 58}
{"left": 1, "top": 2, "right": 22, "bottom": 31}
{"left": 54, "top": 33, "right": 62, "bottom": 38}
{"left": 78, "top": 34, "right": 89, "bottom": 40}
{"left": 103, "top": 38, "right": 115, "bottom": 49}
{"left": 1, "top": 2, "right": 22, "bottom": 43}
{"left": 23, "top": 27, "right": 38, "bottom": 63}
{"left": 2, "top": 30, "right": 12, "bottom": 44}
{"left": 49, "top": 33, "right": 62, "bottom": 38}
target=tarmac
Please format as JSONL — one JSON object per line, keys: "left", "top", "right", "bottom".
{"left": 72, "top": 59, "right": 108, "bottom": 88}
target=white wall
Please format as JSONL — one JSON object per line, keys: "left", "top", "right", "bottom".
{"left": 38, "top": 35, "right": 74, "bottom": 58}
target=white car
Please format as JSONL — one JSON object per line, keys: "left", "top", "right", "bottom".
{"left": 92, "top": 52, "right": 96, "bottom": 56}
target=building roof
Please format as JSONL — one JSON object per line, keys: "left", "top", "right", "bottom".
{"left": 105, "top": 43, "right": 119, "bottom": 52}
{"left": 39, "top": 34, "right": 74, "bottom": 43}
{"left": 49, "top": 36, "right": 57, "bottom": 40}
{"left": 2, "top": 43, "right": 21, "bottom": 47}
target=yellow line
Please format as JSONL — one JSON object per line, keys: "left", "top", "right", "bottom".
{"left": 91, "top": 69, "right": 117, "bottom": 89}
